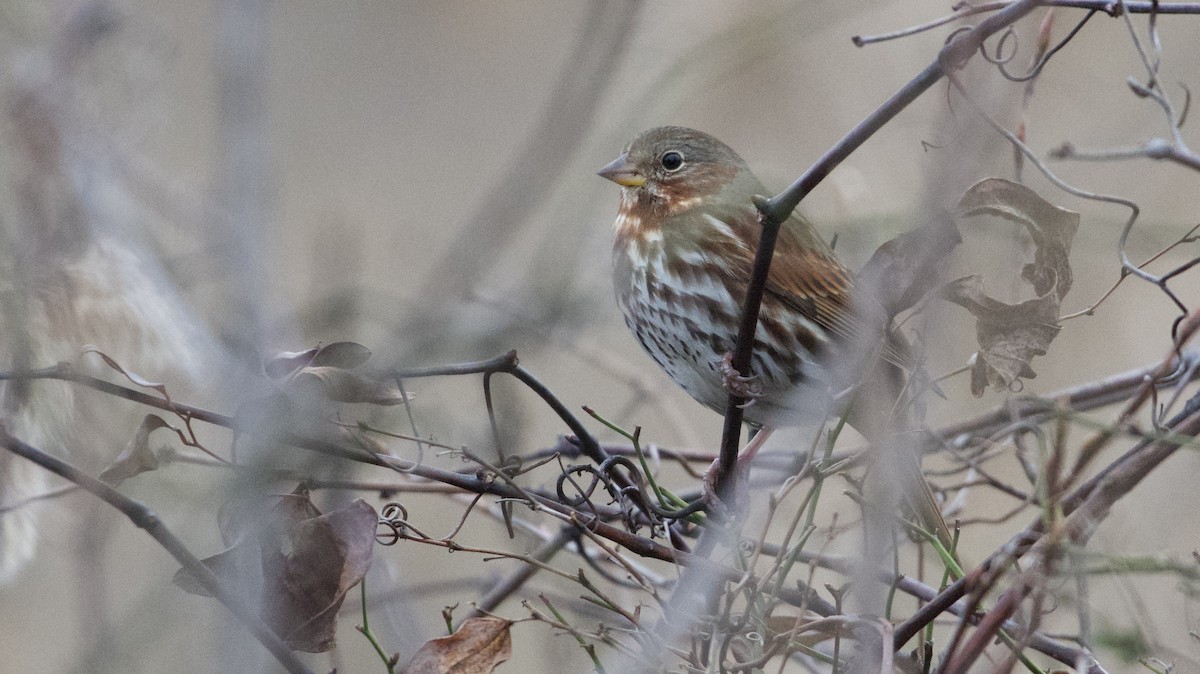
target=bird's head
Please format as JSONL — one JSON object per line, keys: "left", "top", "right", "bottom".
{"left": 599, "top": 126, "right": 758, "bottom": 215}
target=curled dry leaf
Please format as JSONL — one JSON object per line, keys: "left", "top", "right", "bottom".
{"left": 174, "top": 486, "right": 379, "bottom": 652}
{"left": 263, "top": 341, "right": 408, "bottom": 406}
{"left": 263, "top": 348, "right": 319, "bottom": 380}
{"left": 82, "top": 346, "right": 172, "bottom": 404}
{"left": 309, "top": 341, "right": 372, "bottom": 369}
{"left": 263, "top": 341, "right": 370, "bottom": 381}
{"left": 944, "top": 178, "right": 1079, "bottom": 395}
{"left": 857, "top": 209, "right": 962, "bottom": 318}
{"left": 405, "top": 617, "right": 513, "bottom": 674}
{"left": 267, "top": 498, "right": 378, "bottom": 651}
{"left": 291, "top": 366, "right": 410, "bottom": 405}
{"left": 98, "top": 414, "right": 172, "bottom": 485}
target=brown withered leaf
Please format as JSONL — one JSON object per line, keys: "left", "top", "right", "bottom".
{"left": 309, "top": 341, "right": 372, "bottom": 369}
{"left": 263, "top": 342, "right": 371, "bottom": 381}
{"left": 98, "top": 414, "right": 172, "bottom": 485}
{"left": 857, "top": 209, "right": 962, "bottom": 318}
{"left": 264, "top": 348, "right": 320, "bottom": 380}
{"left": 405, "top": 617, "right": 513, "bottom": 674}
{"left": 171, "top": 544, "right": 240, "bottom": 598}
{"left": 291, "top": 366, "right": 409, "bottom": 405}
{"left": 82, "top": 346, "right": 172, "bottom": 404}
{"left": 174, "top": 487, "right": 378, "bottom": 652}
{"left": 266, "top": 498, "right": 378, "bottom": 651}
{"left": 945, "top": 178, "right": 1079, "bottom": 395}
{"left": 265, "top": 341, "right": 408, "bottom": 406}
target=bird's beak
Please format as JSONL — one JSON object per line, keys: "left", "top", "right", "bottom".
{"left": 598, "top": 153, "right": 646, "bottom": 188}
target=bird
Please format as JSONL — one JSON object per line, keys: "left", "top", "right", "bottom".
{"left": 598, "top": 126, "right": 950, "bottom": 545}
{"left": 0, "top": 75, "right": 217, "bottom": 581}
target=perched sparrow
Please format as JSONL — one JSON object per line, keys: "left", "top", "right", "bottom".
{"left": 599, "top": 126, "right": 949, "bottom": 542}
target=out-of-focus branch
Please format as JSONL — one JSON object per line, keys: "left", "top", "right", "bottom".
{"left": 423, "top": 0, "right": 643, "bottom": 300}
{"left": 0, "top": 425, "right": 314, "bottom": 674}
{"left": 0, "top": 362, "right": 680, "bottom": 559}
{"left": 936, "top": 351, "right": 1199, "bottom": 441}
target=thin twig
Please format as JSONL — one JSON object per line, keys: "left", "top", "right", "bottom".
{"left": 895, "top": 311, "right": 1200, "bottom": 650}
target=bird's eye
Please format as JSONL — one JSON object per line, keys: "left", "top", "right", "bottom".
{"left": 660, "top": 151, "right": 685, "bottom": 172}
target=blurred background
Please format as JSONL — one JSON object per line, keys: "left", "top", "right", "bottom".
{"left": 2, "top": 1, "right": 1200, "bottom": 672}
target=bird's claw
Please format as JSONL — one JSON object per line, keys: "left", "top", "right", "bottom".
{"left": 716, "top": 352, "right": 763, "bottom": 399}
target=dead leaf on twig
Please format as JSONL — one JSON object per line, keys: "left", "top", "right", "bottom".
{"left": 98, "top": 414, "right": 173, "bottom": 485}
{"left": 82, "top": 346, "right": 172, "bottom": 404}
{"left": 291, "top": 366, "right": 408, "bottom": 405}
{"left": 309, "top": 341, "right": 372, "bottom": 369}
{"left": 405, "top": 616, "right": 513, "bottom": 674}
{"left": 944, "top": 178, "right": 1079, "bottom": 395}
{"left": 857, "top": 209, "right": 962, "bottom": 318}
{"left": 263, "top": 341, "right": 411, "bottom": 406}
{"left": 174, "top": 486, "right": 379, "bottom": 652}
{"left": 263, "top": 347, "right": 320, "bottom": 380}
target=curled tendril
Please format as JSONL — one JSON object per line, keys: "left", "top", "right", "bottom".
{"left": 556, "top": 463, "right": 609, "bottom": 508}
{"left": 945, "top": 11, "right": 1097, "bottom": 84}
{"left": 944, "top": 24, "right": 975, "bottom": 46}
{"left": 997, "top": 9, "right": 1099, "bottom": 83}
{"left": 980, "top": 25, "right": 1020, "bottom": 67}
{"left": 1011, "top": 423, "right": 1047, "bottom": 487}
{"left": 555, "top": 456, "right": 705, "bottom": 532}
{"left": 376, "top": 501, "right": 410, "bottom": 545}
{"left": 601, "top": 455, "right": 708, "bottom": 521}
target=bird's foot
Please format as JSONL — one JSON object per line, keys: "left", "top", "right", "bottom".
{"left": 716, "top": 352, "right": 763, "bottom": 399}
{"left": 700, "top": 426, "right": 776, "bottom": 514}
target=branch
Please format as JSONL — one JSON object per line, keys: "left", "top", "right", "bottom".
{"left": 0, "top": 363, "right": 682, "bottom": 562}
{"left": 0, "top": 425, "right": 315, "bottom": 674}
{"left": 715, "top": 0, "right": 1046, "bottom": 496}
{"left": 895, "top": 310, "right": 1200, "bottom": 650}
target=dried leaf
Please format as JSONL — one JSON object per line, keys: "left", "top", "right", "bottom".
{"left": 310, "top": 341, "right": 372, "bottom": 369}
{"left": 82, "top": 346, "right": 172, "bottom": 404}
{"left": 292, "top": 366, "right": 409, "bottom": 405}
{"left": 172, "top": 545, "right": 242, "bottom": 598}
{"left": 268, "top": 499, "right": 378, "bottom": 651}
{"left": 174, "top": 487, "right": 379, "bottom": 653}
{"left": 263, "top": 342, "right": 371, "bottom": 381}
{"left": 857, "top": 210, "right": 962, "bottom": 318}
{"left": 264, "top": 348, "right": 319, "bottom": 380}
{"left": 946, "top": 178, "right": 1079, "bottom": 395}
{"left": 406, "top": 617, "right": 513, "bottom": 674}
{"left": 98, "top": 414, "right": 171, "bottom": 485}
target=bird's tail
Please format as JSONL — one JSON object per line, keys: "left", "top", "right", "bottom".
{"left": 848, "top": 331, "right": 956, "bottom": 552}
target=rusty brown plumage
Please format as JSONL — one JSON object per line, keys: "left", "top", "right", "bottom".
{"left": 600, "top": 126, "right": 951, "bottom": 546}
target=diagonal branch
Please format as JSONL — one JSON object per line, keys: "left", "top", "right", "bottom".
{"left": 0, "top": 426, "right": 315, "bottom": 674}
{"left": 713, "top": 0, "right": 1045, "bottom": 496}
